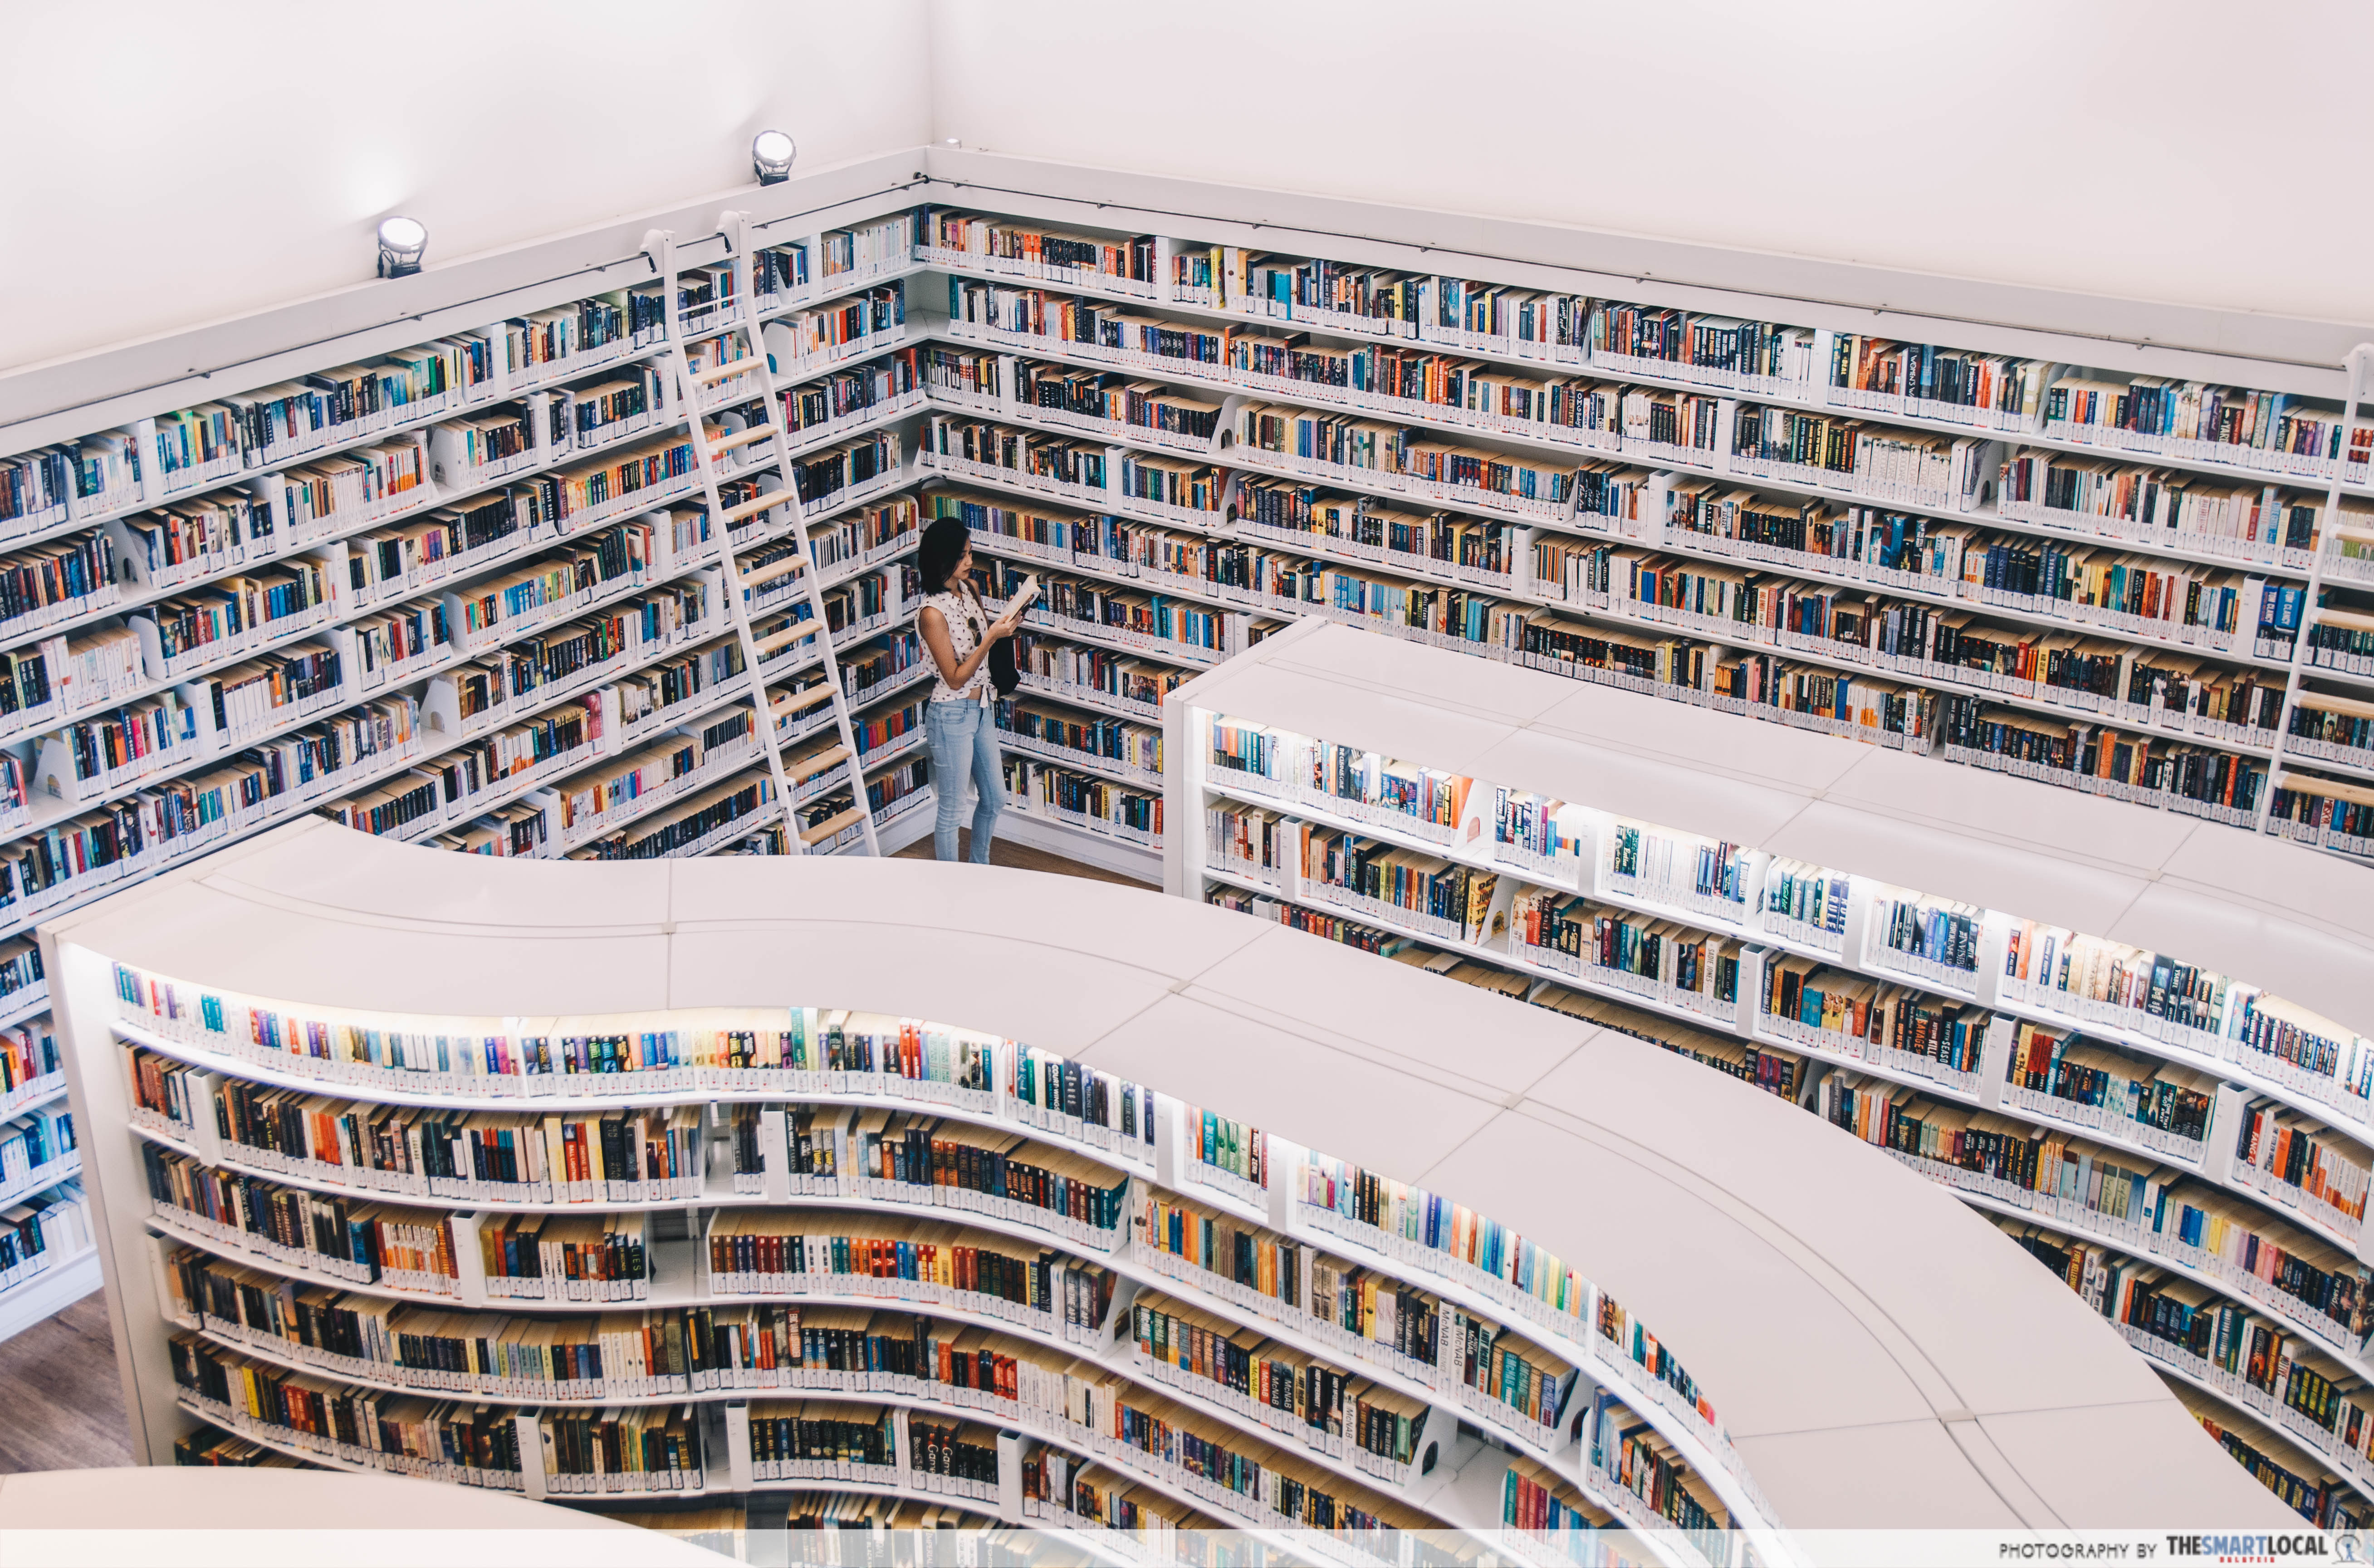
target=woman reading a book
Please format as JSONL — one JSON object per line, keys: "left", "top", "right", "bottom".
{"left": 917, "top": 516, "right": 1028, "bottom": 863}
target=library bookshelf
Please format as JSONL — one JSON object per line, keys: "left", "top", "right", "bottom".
{"left": 1163, "top": 618, "right": 2374, "bottom": 1526}
{"left": 39, "top": 817, "right": 2293, "bottom": 1558}
{"left": 4, "top": 140, "right": 2374, "bottom": 1326}
{"left": 0, "top": 967, "right": 96, "bottom": 1344}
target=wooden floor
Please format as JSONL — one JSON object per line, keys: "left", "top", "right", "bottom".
{"left": 0, "top": 840, "right": 1130, "bottom": 1475}
{"left": 0, "top": 1293, "right": 132, "bottom": 1471}
{"left": 890, "top": 828, "right": 1150, "bottom": 887}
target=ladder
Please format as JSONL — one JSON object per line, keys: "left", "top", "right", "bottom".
{"left": 2256, "top": 341, "right": 2373, "bottom": 839}
{"left": 641, "top": 217, "right": 884, "bottom": 857}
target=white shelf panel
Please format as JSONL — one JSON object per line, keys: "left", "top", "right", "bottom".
{"left": 0, "top": 1244, "right": 100, "bottom": 1346}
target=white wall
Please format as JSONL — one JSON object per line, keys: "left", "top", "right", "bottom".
{"left": 925, "top": 0, "right": 2374, "bottom": 327}
{"left": 0, "top": 0, "right": 930, "bottom": 374}
{"left": 7, "top": 0, "right": 2366, "bottom": 381}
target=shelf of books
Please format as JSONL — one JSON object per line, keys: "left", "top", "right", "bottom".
{"left": 19, "top": 172, "right": 2374, "bottom": 977}
{"left": 0, "top": 196, "right": 945, "bottom": 1022}
{"left": 884, "top": 203, "right": 2374, "bottom": 889}
{"left": 1164, "top": 618, "right": 2374, "bottom": 1527}
{"left": 43, "top": 819, "right": 2296, "bottom": 1556}
{"left": 0, "top": 978, "right": 100, "bottom": 1343}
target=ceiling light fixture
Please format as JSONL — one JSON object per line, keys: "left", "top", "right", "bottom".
{"left": 376, "top": 215, "right": 426, "bottom": 278}
{"left": 752, "top": 130, "right": 797, "bottom": 185}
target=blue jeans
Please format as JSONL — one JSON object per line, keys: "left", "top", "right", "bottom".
{"left": 925, "top": 699, "right": 1002, "bottom": 863}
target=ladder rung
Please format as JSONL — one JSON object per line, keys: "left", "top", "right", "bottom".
{"left": 689, "top": 353, "right": 756, "bottom": 385}
{"left": 739, "top": 554, "right": 804, "bottom": 590}
{"left": 772, "top": 684, "right": 833, "bottom": 715}
{"left": 754, "top": 620, "right": 821, "bottom": 657}
{"left": 798, "top": 803, "right": 865, "bottom": 845}
{"left": 2273, "top": 771, "right": 2374, "bottom": 808}
{"left": 787, "top": 744, "right": 850, "bottom": 784}
{"left": 711, "top": 424, "right": 778, "bottom": 454}
{"left": 722, "top": 491, "right": 788, "bottom": 525}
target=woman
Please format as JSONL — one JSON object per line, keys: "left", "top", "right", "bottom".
{"left": 915, "top": 516, "right": 1025, "bottom": 863}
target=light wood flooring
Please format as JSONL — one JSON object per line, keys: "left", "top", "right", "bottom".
{"left": 889, "top": 827, "right": 1150, "bottom": 886}
{"left": 0, "top": 1293, "right": 131, "bottom": 1471}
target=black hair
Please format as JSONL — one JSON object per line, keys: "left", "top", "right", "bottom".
{"left": 917, "top": 515, "right": 972, "bottom": 595}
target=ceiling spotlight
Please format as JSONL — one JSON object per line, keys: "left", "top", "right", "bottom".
{"left": 376, "top": 215, "right": 426, "bottom": 278}
{"left": 752, "top": 130, "right": 797, "bottom": 185}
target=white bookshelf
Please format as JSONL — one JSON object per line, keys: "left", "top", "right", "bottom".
{"left": 0, "top": 195, "right": 942, "bottom": 971}
{"left": 38, "top": 817, "right": 2297, "bottom": 1554}
{"left": 1163, "top": 618, "right": 2374, "bottom": 1520}
{"left": 4, "top": 143, "right": 2373, "bottom": 1361}
{"left": 3, "top": 154, "right": 2368, "bottom": 969}
{"left": 0, "top": 988, "right": 95, "bottom": 1345}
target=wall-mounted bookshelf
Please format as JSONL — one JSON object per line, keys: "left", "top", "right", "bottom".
{"left": 1162, "top": 619, "right": 2374, "bottom": 1525}
{"left": 41, "top": 820, "right": 2299, "bottom": 1556}
{"left": 8, "top": 156, "right": 2373, "bottom": 960}
{"left": 0, "top": 977, "right": 98, "bottom": 1343}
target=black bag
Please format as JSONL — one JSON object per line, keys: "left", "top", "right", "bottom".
{"left": 988, "top": 634, "right": 1020, "bottom": 696}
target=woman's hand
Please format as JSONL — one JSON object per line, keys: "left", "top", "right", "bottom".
{"left": 988, "top": 608, "right": 1024, "bottom": 640}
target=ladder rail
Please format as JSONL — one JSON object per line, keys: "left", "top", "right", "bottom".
{"left": 2254, "top": 342, "right": 2374, "bottom": 839}
{"left": 643, "top": 227, "right": 808, "bottom": 855}
{"left": 719, "top": 208, "right": 890, "bottom": 857}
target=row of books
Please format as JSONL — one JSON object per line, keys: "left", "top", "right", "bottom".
{"left": 171, "top": 1333, "right": 705, "bottom": 1490}
{"left": 1187, "top": 713, "right": 2374, "bottom": 1417}
{"left": 1200, "top": 866, "right": 2365, "bottom": 1524}
{"left": 137, "top": 1056, "right": 1141, "bottom": 1256}
{"left": 132, "top": 1055, "right": 1741, "bottom": 1534}
{"left": 1234, "top": 881, "right": 2374, "bottom": 1523}
{"left": 1219, "top": 818, "right": 2338, "bottom": 1236}
{"left": 939, "top": 344, "right": 2363, "bottom": 681}
{"left": 921, "top": 212, "right": 2368, "bottom": 486}
{"left": 139, "top": 1036, "right": 1741, "bottom": 1537}
{"left": 1, "top": 1175, "right": 87, "bottom": 1291}
{"left": 117, "top": 976, "right": 1161, "bottom": 1172}
{"left": 947, "top": 466, "right": 2366, "bottom": 869}
{"left": 2001, "top": 1214, "right": 2374, "bottom": 1520}
{"left": 938, "top": 274, "right": 2367, "bottom": 579}
{"left": 2168, "top": 1379, "right": 2364, "bottom": 1530}
{"left": 0, "top": 216, "right": 919, "bottom": 544}
{"left": 0, "top": 486, "right": 926, "bottom": 926}
{"left": 959, "top": 440, "right": 2319, "bottom": 747}
{"left": 1213, "top": 813, "right": 2374, "bottom": 1284}
{"left": 943, "top": 427, "right": 2372, "bottom": 782}
{"left": 0, "top": 389, "right": 916, "bottom": 773}
{"left": 0, "top": 318, "right": 908, "bottom": 668}
{"left": 0, "top": 326, "right": 940, "bottom": 957}
{"left": 1203, "top": 719, "right": 2374, "bottom": 1145}
{"left": 931, "top": 345, "right": 2374, "bottom": 860}
{"left": 0, "top": 1102, "right": 72, "bottom": 1194}
{"left": 0, "top": 1013, "right": 59, "bottom": 1117}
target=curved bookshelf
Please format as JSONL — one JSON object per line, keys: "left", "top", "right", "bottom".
{"left": 123, "top": 1040, "right": 1699, "bottom": 1560}
{"left": 41, "top": 817, "right": 2302, "bottom": 1563}
{"left": 1168, "top": 619, "right": 2374, "bottom": 1523}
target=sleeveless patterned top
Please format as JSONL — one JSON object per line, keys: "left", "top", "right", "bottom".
{"left": 923, "top": 587, "right": 993, "bottom": 704}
